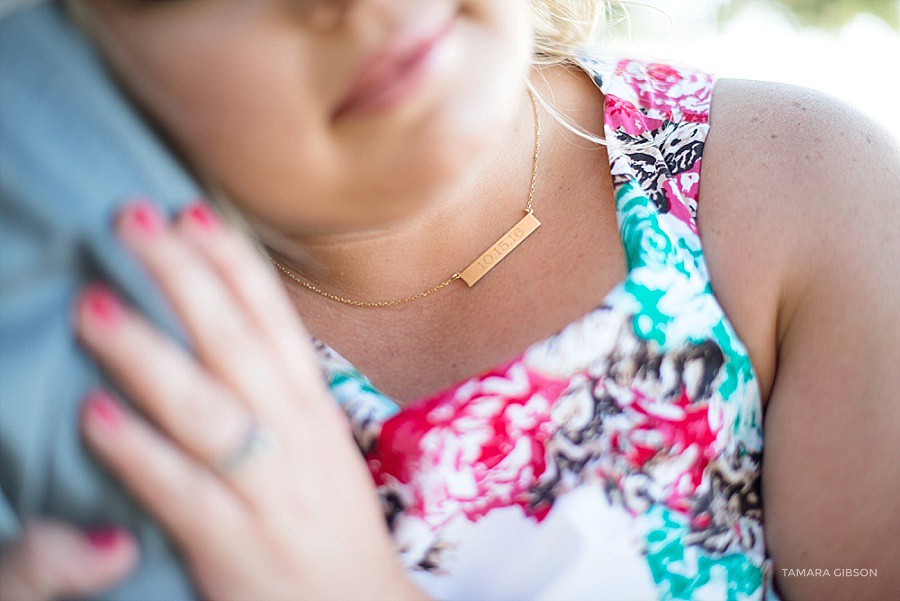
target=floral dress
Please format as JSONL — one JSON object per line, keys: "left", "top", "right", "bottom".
{"left": 314, "top": 56, "right": 777, "bottom": 601}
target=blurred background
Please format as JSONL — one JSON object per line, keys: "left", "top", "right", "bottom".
{"left": 603, "top": 0, "right": 900, "bottom": 139}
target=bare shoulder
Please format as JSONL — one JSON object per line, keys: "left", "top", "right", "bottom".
{"left": 700, "top": 79, "right": 900, "bottom": 599}
{"left": 698, "top": 77, "right": 900, "bottom": 398}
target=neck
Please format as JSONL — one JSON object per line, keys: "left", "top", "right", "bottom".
{"left": 263, "top": 89, "right": 541, "bottom": 306}
{"left": 260, "top": 65, "right": 602, "bottom": 308}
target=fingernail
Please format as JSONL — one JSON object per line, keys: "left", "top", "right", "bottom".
{"left": 84, "top": 389, "right": 125, "bottom": 430}
{"left": 120, "top": 200, "right": 164, "bottom": 238}
{"left": 85, "top": 527, "right": 122, "bottom": 552}
{"left": 80, "top": 284, "right": 124, "bottom": 327}
{"left": 183, "top": 202, "right": 220, "bottom": 231}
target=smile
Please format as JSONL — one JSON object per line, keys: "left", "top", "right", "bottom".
{"left": 334, "top": 11, "right": 457, "bottom": 119}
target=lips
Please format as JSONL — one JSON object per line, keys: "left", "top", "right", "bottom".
{"left": 334, "top": 12, "right": 457, "bottom": 119}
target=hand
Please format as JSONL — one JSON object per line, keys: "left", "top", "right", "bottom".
{"left": 74, "top": 202, "right": 427, "bottom": 601}
{"left": 0, "top": 521, "right": 137, "bottom": 601}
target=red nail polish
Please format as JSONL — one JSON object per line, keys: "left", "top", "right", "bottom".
{"left": 81, "top": 284, "right": 124, "bottom": 327}
{"left": 122, "top": 201, "right": 164, "bottom": 237}
{"left": 85, "top": 390, "right": 125, "bottom": 429}
{"left": 85, "top": 527, "right": 121, "bottom": 552}
{"left": 184, "top": 203, "right": 219, "bottom": 231}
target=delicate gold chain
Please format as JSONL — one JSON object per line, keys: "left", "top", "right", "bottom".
{"left": 270, "top": 89, "right": 541, "bottom": 308}
{"left": 272, "top": 262, "right": 463, "bottom": 308}
{"left": 525, "top": 87, "right": 540, "bottom": 215}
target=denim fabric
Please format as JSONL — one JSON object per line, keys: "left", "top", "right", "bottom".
{"left": 1, "top": 2, "right": 201, "bottom": 599}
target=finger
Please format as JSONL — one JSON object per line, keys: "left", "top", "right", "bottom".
{"left": 115, "top": 201, "right": 295, "bottom": 418}
{"left": 75, "top": 284, "right": 254, "bottom": 469}
{"left": 175, "top": 203, "right": 325, "bottom": 395}
{"left": 80, "top": 390, "right": 248, "bottom": 552}
{"left": 0, "top": 521, "right": 137, "bottom": 601}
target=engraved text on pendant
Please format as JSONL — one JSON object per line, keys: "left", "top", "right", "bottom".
{"left": 459, "top": 212, "right": 541, "bottom": 286}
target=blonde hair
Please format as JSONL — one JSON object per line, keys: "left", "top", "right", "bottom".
{"left": 528, "top": 0, "right": 614, "bottom": 145}
{"left": 529, "top": 0, "right": 611, "bottom": 66}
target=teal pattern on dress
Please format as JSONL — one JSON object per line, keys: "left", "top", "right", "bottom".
{"left": 311, "top": 54, "right": 777, "bottom": 600}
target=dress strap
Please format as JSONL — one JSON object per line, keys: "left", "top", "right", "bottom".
{"left": 581, "top": 55, "right": 717, "bottom": 277}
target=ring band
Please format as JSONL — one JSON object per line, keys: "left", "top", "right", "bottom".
{"left": 215, "top": 419, "right": 278, "bottom": 476}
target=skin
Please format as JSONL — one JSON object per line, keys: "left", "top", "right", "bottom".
{"left": 1, "top": 1, "right": 897, "bottom": 599}
{"left": 77, "top": 0, "right": 623, "bottom": 404}
{"left": 701, "top": 80, "right": 900, "bottom": 600}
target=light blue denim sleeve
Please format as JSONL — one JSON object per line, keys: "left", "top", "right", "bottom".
{"left": 1, "top": 3, "right": 202, "bottom": 599}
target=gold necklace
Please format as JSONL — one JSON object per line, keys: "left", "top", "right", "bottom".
{"left": 271, "top": 89, "right": 542, "bottom": 308}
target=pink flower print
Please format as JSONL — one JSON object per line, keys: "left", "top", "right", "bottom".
{"left": 610, "top": 387, "right": 719, "bottom": 514}
{"left": 368, "top": 360, "right": 571, "bottom": 530}
{"left": 681, "top": 109, "right": 708, "bottom": 124}
{"left": 605, "top": 94, "right": 666, "bottom": 137}
{"left": 646, "top": 63, "right": 682, "bottom": 84}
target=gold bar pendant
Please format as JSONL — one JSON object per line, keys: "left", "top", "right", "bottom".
{"left": 459, "top": 212, "right": 541, "bottom": 287}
